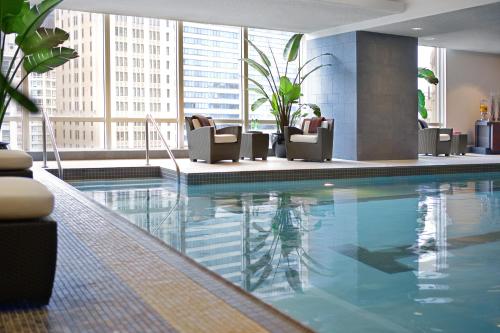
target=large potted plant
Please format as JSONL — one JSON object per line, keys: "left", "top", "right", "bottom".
{"left": 0, "top": 0, "right": 77, "bottom": 149}
{"left": 243, "top": 34, "right": 333, "bottom": 157}
{"left": 417, "top": 67, "right": 438, "bottom": 119}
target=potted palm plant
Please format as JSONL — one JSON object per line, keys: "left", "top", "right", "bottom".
{"left": 0, "top": 0, "right": 78, "bottom": 149}
{"left": 417, "top": 67, "right": 439, "bottom": 119}
{"left": 243, "top": 34, "right": 333, "bottom": 157}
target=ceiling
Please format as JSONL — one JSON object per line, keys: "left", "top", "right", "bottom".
{"left": 59, "top": 0, "right": 405, "bottom": 32}
{"left": 366, "top": 2, "right": 500, "bottom": 54}
{"left": 58, "top": 0, "right": 500, "bottom": 54}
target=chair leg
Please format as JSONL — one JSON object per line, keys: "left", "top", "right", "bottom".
{"left": 190, "top": 158, "right": 197, "bottom": 162}
{"left": 287, "top": 158, "right": 293, "bottom": 161}
{"left": 232, "top": 159, "right": 238, "bottom": 162}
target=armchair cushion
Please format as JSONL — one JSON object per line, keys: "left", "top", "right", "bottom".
{"left": 307, "top": 117, "right": 326, "bottom": 133}
{"left": 192, "top": 115, "right": 213, "bottom": 127}
{"left": 303, "top": 119, "right": 329, "bottom": 134}
{"left": 290, "top": 134, "right": 318, "bottom": 144}
{"left": 439, "top": 134, "right": 451, "bottom": 141}
{"left": 214, "top": 134, "right": 237, "bottom": 143}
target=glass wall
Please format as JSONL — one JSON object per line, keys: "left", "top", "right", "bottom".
{"left": 247, "top": 29, "right": 298, "bottom": 135}
{"left": 109, "top": 15, "right": 178, "bottom": 149}
{"left": 4, "top": 10, "right": 300, "bottom": 151}
{"left": 183, "top": 22, "right": 242, "bottom": 120}
{"left": 418, "top": 46, "right": 440, "bottom": 124}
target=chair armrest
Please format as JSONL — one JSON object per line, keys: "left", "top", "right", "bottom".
{"left": 438, "top": 128, "right": 453, "bottom": 136}
{"left": 217, "top": 126, "right": 242, "bottom": 139}
{"left": 190, "top": 126, "right": 215, "bottom": 143}
{"left": 284, "top": 126, "right": 303, "bottom": 141}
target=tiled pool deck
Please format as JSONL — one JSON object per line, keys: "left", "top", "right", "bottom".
{"left": 0, "top": 169, "right": 310, "bottom": 333}
{"left": 38, "top": 154, "right": 500, "bottom": 184}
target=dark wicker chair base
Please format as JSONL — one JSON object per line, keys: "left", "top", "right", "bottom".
{"left": 0, "top": 216, "right": 57, "bottom": 307}
{"left": 0, "top": 169, "right": 33, "bottom": 178}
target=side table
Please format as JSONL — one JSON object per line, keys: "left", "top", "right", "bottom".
{"left": 451, "top": 134, "right": 468, "bottom": 155}
{"left": 240, "top": 131, "right": 269, "bottom": 160}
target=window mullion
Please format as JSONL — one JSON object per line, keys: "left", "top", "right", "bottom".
{"left": 177, "top": 21, "right": 185, "bottom": 149}
{"left": 104, "top": 14, "right": 112, "bottom": 150}
{"left": 241, "top": 27, "right": 249, "bottom": 131}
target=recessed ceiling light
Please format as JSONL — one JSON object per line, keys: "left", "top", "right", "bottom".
{"left": 412, "top": 27, "right": 423, "bottom": 31}
{"left": 324, "top": 183, "right": 334, "bottom": 187}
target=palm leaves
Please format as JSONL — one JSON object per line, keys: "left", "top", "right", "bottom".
{"left": 243, "top": 33, "right": 334, "bottom": 133}
{"left": 417, "top": 67, "right": 439, "bottom": 119}
{"left": 0, "top": 0, "right": 77, "bottom": 129}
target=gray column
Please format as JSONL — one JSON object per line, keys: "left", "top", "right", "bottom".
{"left": 306, "top": 31, "right": 418, "bottom": 160}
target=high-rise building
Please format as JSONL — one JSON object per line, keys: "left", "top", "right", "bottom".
{"left": 183, "top": 22, "right": 242, "bottom": 121}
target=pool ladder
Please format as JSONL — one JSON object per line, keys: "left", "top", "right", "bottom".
{"left": 41, "top": 109, "right": 63, "bottom": 179}
{"left": 145, "top": 114, "right": 180, "bottom": 185}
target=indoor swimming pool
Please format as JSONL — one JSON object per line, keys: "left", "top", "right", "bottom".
{"left": 70, "top": 173, "right": 500, "bottom": 332}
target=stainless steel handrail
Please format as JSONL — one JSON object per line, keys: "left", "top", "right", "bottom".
{"left": 42, "top": 110, "right": 63, "bottom": 179}
{"left": 145, "top": 113, "right": 180, "bottom": 185}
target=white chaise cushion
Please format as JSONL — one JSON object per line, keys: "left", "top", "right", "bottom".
{"left": 192, "top": 118, "right": 216, "bottom": 129}
{"left": 439, "top": 134, "right": 451, "bottom": 141}
{"left": 290, "top": 134, "right": 318, "bottom": 144}
{"left": 0, "top": 150, "right": 32, "bottom": 170}
{"left": 214, "top": 134, "right": 237, "bottom": 143}
{"left": 0, "top": 177, "right": 54, "bottom": 220}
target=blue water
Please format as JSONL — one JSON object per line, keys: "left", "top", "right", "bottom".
{"left": 70, "top": 173, "right": 500, "bottom": 333}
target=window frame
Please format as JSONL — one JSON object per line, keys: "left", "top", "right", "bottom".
{"left": 14, "top": 15, "right": 296, "bottom": 151}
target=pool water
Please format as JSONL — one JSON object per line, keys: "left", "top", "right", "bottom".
{"left": 71, "top": 173, "right": 500, "bottom": 333}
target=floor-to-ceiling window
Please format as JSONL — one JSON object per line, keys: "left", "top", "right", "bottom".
{"left": 183, "top": 22, "right": 242, "bottom": 122}
{"left": 418, "top": 46, "right": 445, "bottom": 125}
{"left": 2, "top": 10, "right": 299, "bottom": 151}
{"left": 247, "top": 29, "right": 299, "bottom": 135}
{"left": 109, "top": 14, "right": 178, "bottom": 149}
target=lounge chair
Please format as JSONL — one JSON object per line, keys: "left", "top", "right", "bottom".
{"left": 185, "top": 115, "right": 242, "bottom": 163}
{"left": 418, "top": 120, "right": 453, "bottom": 156}
{"left": 284, "top": 118, "right": 334, "bottom": 162}
{"left": 0, "top": 177, "right": 57, "bottom": 307}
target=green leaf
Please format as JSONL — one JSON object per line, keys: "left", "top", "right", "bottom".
{"left": 248, "top": 39, "right": 271, "bottom": 67}
{"left": 306, "top": 103, "right": 321, "bottom": 117}
{"left": 251, "top": 97, "right": 269, "bottom": 111}
{"left": 19, "top": 27, "right": 69, "bottom": 54}
{"left": 279, "top": 77, "right": 300, "bottom": 104}
{"left": 279, "top": 76, "right": 293, "bottom": 95}
{"left": 418, "top": 67, "right": 439, "bottom": 85}
{"left": 23, "top": 46, "right": 78, "bottom": 74}
{"left": 271, "top": 93, "right": 279, "bottom": 112}
{"left": 1, "top": 0, "right": 28, "bottom": 33}
{"left": 418, "top": 89, "right": 428, "bottom": 119}
{"left": 301, "top": 64, "right": 331, "bottom": 82}
{"left": 283, "top": 33, "right": 303, "bottom": 62}
{"left": 0, "top": 72, "right": 38, "bottom": 113}
{"left": 4, "top": 0, "right": 62, "bottom": 38}
{"left": 242, "top": 58, "right": 269, "bottom": 77}
{"left": 0, "top": 0, "right": 24, "bottom": 32}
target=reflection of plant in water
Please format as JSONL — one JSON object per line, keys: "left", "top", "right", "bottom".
{"left": 244, "top": 192, "right": 331, "bottom": 294}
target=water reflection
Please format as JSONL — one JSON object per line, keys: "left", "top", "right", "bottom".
{"left": 75, "top": 175, "right": 500, "bottom": 332}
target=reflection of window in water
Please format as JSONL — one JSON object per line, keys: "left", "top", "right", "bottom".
{"left": 416, "top": 186, "right": 448, "bottom": 274}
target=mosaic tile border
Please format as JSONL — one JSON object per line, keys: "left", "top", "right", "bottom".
{"left": 47, "top": 166, "right": 162, "bottom": 180}
{"left": 47, "top": 162, "right": 500, "bottom": 185}
{"left": 181, "top": 163, "right": 500, "bottom": 185}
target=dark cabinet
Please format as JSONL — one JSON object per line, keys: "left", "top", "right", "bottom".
{"left": 473, "top": 121, "right": 500, "bottom": 154}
